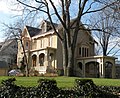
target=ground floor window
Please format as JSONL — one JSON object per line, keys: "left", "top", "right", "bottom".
{"left": 39, "top": 53, "right": 45, "bottom": 66}
{"left": 32, "top": 55, "right": 37, "bottom": 67}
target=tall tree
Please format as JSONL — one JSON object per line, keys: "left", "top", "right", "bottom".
{"left": 91, "top": 0, "right": 120, "bottom": 56}
{"left": 16, "top": 0, "right": 118, "bottom": 76}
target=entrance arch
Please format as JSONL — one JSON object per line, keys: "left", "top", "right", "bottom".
{"left": 32, "top": 54, "right": 37, "bottom": 67}
{"left": 85, "top": 61, "right": 99, "bottom": 78}
{"left": 76, "top": 62, "right": 83, "bottom": 77}
{"left": 105, "top": 61, "right": 113, "bottom": 78}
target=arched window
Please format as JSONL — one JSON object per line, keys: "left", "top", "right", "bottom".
{"left": 105, "top": 61, "right": 112, "bottom": 78}
{"left": 39, "top": 53, "right": 45, "bottom": 66}
{"left": 32, "top": 55, "right": 37, "bottom": 67}
{"left": 78, "top": 46, "right": 89, "bottom": 57}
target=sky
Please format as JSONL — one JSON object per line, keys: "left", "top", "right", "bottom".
{"left": 0, "top": 0, "right": 60, "bottom": 42}
{"left": 0, "top": 0, "right": 23, "bottom": 42}
{"left": 0, "top": 0, "right": 120, "bottom": 60}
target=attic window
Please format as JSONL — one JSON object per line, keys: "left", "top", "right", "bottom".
{"left": 41, "top": 21, "right": 52, "bottom": 32}
{"left": 25, "top": 42, "right": 29, "bottom": 49}
{"left": 47, "top": 24, "right": 52, "bottom": 31}
{"left": 41, "top": 23, "right": 46, "bottom": 32}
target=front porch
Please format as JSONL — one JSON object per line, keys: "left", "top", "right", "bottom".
{"left": 75, "top": 56, "right": 116, "bottom": 78}
{"left": 28, "top": 47, "right": 56, "bottom": 74}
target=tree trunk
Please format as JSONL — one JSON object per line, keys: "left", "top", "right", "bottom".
{"left": 67, "top": 46, "right": 74, "bottom": 76}
{"left": 62, "top": 41, "right": 68, "bottom": 76}
{"left": 103, "top": 47, "right": 107, "bottom": 56}
{"left": 20, "top": 39, "right": 29, "bottom": 77}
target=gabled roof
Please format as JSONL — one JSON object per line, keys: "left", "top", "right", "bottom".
{"left": 26, "top": 26, "right": 41, "bottom": 37}
{"left": 0, "top": 40, "right": 13, "bottom": 52}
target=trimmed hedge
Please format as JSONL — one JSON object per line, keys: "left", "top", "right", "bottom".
{"left": 0, "top": 78, "right": 119, "bottom": 98}
{"left": 74, "top": 79, "right": 119, "bottom": 98}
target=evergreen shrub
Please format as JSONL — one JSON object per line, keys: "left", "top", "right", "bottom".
{"left": 0, "top": 78, "right": 119, "bottom": 98}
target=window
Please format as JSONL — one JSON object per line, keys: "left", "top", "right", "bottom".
{"left": 48, "top": 36, "right": 52, "bottom": 47}
{"left": 26, "top": 41, "right": 29, "bottom": 49}
{"left": 79, "top": 47, "right": 81, "bottom": 56}
{"left": 48, "top": 37, "right": 50, "bottom": 46}
{"left": 47, "top": 24, "right": 52, "bottom": 31}
{"left": 78, "top": 46, "right": 89, "bottom": 57}
{"left": 26, "top": 42, "right": 28, "bottom": 47}
{"left": 2, "top": 58, "right": 5, "bottom": 61}
{"left": 40, "top": 40, "right": 42, "bottom": 48}
{"left": 86, "top": 48, "right": 88, "bottom": 57}
{"left": 82, "top": 47, "right": 84, "bottom": 57}
{"left": 32, "top": 55, "right": 37, "bottom": 67}
{"left": 39, "top": 53, "right": 45, "bottom": 66}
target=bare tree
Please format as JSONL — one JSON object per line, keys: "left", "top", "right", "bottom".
{"left": 91, "top": 1, "right": 120, "bottom": 56}
{"left": 3, "top": 20, "right": 30, "bottom": 76}
{"left": 15, "top": 0, "right": 118, "bottom": 76}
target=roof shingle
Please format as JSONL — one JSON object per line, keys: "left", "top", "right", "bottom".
{"left": 26, "top": 26, "right": 41, "bottom": 37}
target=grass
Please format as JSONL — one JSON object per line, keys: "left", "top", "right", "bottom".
{"left": 0, "top": 76, "right": 120, "bottom": 88}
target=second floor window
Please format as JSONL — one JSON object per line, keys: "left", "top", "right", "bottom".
{"left": 40, "top": 40, "right": 42, "bottom": 48}
{"left": 48, "top": 36, "right": 52, "bottom": 47}
{"left": 79, "top": 46, "right": 89, "bottom": 57}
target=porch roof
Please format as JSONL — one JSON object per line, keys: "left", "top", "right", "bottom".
{"left": 28, "top": 47, "right": 57, "bottom": 53}
{"left": 77, "top": 55, "right": 117, "bottom": 60}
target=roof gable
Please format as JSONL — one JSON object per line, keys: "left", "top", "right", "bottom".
{"left": 26, "top": 26, "right": 41, "bottom": 37}
{"left": 0, "top": 40, "right": 13, "bottom": 52}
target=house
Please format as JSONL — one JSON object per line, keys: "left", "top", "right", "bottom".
{"left": 17, "top": 20, "right": 116, "bottom": 78}
{"left": 0, "top": 61, "right": 9, "bottom": 76}
{"left": 0, "top": 39, "right": 18, "bottom": 69}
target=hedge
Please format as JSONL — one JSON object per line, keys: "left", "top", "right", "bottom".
{"left": 0, "top": 78, "right": 119, "bottom": 98}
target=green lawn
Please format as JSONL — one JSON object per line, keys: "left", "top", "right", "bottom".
{"left": 0, "top": 76, "right": 120, "bottom": 88}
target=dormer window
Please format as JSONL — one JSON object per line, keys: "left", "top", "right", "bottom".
{"left": 42, "top": 22, "right": 46, "bottom": 32}
{"left": 47, "top": 24, "right": 52, "bottom": 31}
{"left": 40, "top": 21, "right": 52, "bottom": 33}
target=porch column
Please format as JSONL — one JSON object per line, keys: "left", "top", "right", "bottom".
{"left": 83, "top": 60, "right": 85, "bottom": 77}
{"left": 100, "top": 63, "right": 105, "bottom": 78}
{"left": 36, "top": 53, "right": 39, "bottom": 67}
{"left": 101, "top": 58, "right": 105, "bottom": 78}
{"left": 112, "top": 63, "right": 116, "bottom": 78}
{"left": 44, "top": 49, "right": 49, "bottom": 67}
{"left": 99, "top": 63, "right": 102, "bottom": 78}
